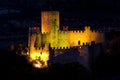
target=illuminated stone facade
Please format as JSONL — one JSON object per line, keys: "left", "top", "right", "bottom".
{"left": 28, "top": 11, "right": 105, "bottom": 68}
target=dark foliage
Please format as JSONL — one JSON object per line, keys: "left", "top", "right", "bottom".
{"left": 0, "top": 49, "right": 91, "bottom": 80}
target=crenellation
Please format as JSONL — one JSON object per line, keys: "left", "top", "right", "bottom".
{"left": 85, "top": 26, "right": 91, "bottom": 30}
{"left": 73, "top": 30, "right": 76, "bottom": 33}
{"left": 63, "top": 26, "right": 69, "bottom": 31}
{"left": 80, "top": 30, "right": 84, "bottom": 33}
{"left": 76, "top": 30, "right": 79, "bottom": 33}
{"left": 66, "top": 46, "right": 69, "bottom": 49}
{"left": 92, "top": 30, "right": 96, "bottom": 33}
{"left": 69, "top": 30, "right": 74, "bottom": 33}
{"left": 70, "top": 46, "right": 73, "bottom": 49}
{"left": 51, "top": 47, "right": 55, "bottom": 50}
{"left": 59, "top": 30, "right": 67, "bottom": 34}
{"left": 35, "top": 47, "right": 42, "bottom": 50}
{"left": 96, "top": 30, "right": 99, "bottom": 33}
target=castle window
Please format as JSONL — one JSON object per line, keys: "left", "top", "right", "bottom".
{"left": 78, "top": 40, "right": 80, "bottom": 45}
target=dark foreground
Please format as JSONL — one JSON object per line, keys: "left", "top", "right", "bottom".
{"left": 0, "top": 48, "right": 120, "bottom": 80}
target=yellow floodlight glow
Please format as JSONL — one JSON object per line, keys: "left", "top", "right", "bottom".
{"left": 29, "top": 49, "right": 49, "bottom": 68}
{"left": 33, "top": 60, "right": 42, "bottom": 68}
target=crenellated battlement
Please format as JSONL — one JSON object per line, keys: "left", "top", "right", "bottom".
{"left": 50, "top": 41, "right": 97, "bottom": 50}
{"left": 35, "top": 47, "right": 44, "bottom": 51}
{"left": 58, "top": 30, "right": 68, "bottom": 34}
{"left": 91, "top": 28, "right": 103, "bottom": 33}
{"left": 60, "top": 26, "right": 104, "bottom": 34}
{"left": 42, "top": 32, "right": 50, "bottom": 35}
{"left": 85, "top": 26, "right": 91, "bottom": 30}
{"left": 51, "top": 46, "right": 71, "bottom": 50}
{"left": 63, "top": 26, "right": 69, "bottom": 31}
{"left": 69, "top": 30, "right": 84, "bottom": 33}
{"left": 29, "top": 25, "right": 104, "bottom": 49}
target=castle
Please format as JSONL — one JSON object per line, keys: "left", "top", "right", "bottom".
{"left": 28, "top": 11, "right": 105, "bottom": 68}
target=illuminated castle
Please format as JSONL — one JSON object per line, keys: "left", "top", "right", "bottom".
{"left": 28, "top": 11, "right": 105, "bottom": 68}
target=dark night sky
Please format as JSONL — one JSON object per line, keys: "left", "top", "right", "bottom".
{"left": 47, "top": 0, "right": 120, "bottom": 28}
{"left": 0, "top": 0, "right": 120, "bottom": 15}
{"left": 0, "top": 0, "right": 120, "bottom": 28}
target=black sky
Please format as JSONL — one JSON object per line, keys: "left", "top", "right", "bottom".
{"left": 0, "top": 0, "right": 120, "bottom": 27}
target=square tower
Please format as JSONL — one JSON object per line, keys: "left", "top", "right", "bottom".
{"left": 41, "top": 11, "right": 59, "bottom": 33}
